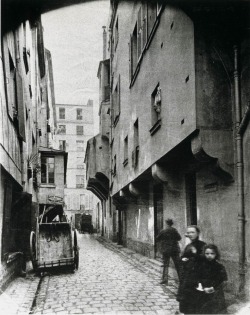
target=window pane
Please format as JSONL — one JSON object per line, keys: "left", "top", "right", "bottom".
{"left": 76, "top": 109, "right": 83, "bottom": 120}
{"left": 76, "top": 126, "right": 83, "bottom": 135}
{"left": 41, "top": 160, "right": 47, "bottom": 183}
{"left": 58, "top": 125, "right": 66, "bottom": 134}
{"left": 59, "top": 108, "right": 65, "bottom": 119}
{"left": 76, "top": 140, "right": 84, "bottom": 151}
{"left": 41, "top": 156, "right": 55, "bottom": 184}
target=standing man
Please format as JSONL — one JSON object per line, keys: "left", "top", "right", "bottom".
{"left": 156, "top": 218, "right": 181, "bottom": 285}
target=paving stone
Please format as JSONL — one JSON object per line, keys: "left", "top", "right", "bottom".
{"left": 1, "top": 234, "right": 181, "bottom": 315}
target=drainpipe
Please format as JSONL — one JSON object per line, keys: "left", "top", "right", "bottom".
{"left": 234, "top": 44, "right": 246, "bottom": 295}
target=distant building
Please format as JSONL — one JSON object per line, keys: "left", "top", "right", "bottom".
{"left": 55, "top": 101, "right": 97, "bottom": 218}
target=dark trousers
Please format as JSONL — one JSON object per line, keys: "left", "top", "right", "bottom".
{"left": 162, "top": 252, "right": 180, "bottom": 283}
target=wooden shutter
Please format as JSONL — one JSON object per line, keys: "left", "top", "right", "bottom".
{"left": 117, "top": 75, "right": 121, "bottom": 115}
{"left": 129, "top": 35, "right": 133, "bottom": 80}
{"left": 137, "top": 7, "right": 142, "bottom": 59}
{"left": 16, "top": 71, "right": 26, "bottom": 141}
{"left": 142, "top": 3, "right": 147, "bottom": 48}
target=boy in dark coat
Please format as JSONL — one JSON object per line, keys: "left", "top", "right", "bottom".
{"left": 156, "top": 218, "right": 181, "bottom": 285}
{"left": 197, "top": 244, "right": 228, "bottom": 314}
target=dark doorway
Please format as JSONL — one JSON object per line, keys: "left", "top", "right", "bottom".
{"left": 118, "top": 209, "right": 126, "bottom": 246}
{"left": 153, "top": 183, "right": 163, "bottom": 258}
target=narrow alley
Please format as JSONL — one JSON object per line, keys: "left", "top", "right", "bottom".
{"left": 1, "top": 234, "right": 179, "bottom": 315}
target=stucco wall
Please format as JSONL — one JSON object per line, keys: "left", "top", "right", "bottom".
{"left": 111, "top": 3, "right": 196, "bottom": 196}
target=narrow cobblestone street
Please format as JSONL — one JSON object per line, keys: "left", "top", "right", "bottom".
{"left": 30, "top": 233, "right": 179, "bottom": 314}
{"left": 25, "top": 233, "right": 180, "bottom": 315}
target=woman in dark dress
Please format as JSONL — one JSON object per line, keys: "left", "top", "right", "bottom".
{"left": 197, "top": 244, "right": 228, "bottom": 314}
{"left": 177, "top": 225, "right": 206, "bottom": 314}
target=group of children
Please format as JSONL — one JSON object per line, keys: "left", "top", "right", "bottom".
{"left": 177, "top": 226, "right": 228, "bottom": 314}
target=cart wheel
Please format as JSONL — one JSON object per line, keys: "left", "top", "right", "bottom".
{"left": 30, "top": 231, "right": 37, "bottom": 271}
{"left": 74, "top": 230, "right": 79, "bottom": 270}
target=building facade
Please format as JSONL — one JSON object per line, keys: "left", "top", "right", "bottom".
{"left": 0, "top": 13, "right": 60, "bottom": 288}
{"left": 86, "top": 0, "right": 250, "bottom": 299}
{"left": 54, "top": 101, "right": 97, "bottom": 220}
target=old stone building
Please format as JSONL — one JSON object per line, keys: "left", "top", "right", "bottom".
{"left": 0, "top": 9, "right": 64, "bottom": 288}
{"left": 86, "top": 0, "right": 250, "bottom": 299}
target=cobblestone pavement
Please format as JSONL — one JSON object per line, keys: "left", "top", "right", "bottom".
{"left": 30, "top": 233, "right": 179, "bottom": 315}
{"left": 0, "top": 271, "right": 40, "bottom": 315}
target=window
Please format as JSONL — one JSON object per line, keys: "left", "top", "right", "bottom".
{"left": 8, "top": 50, "right": 17, "bottom": 119}
{"left": 76, "top": 125, "right": 84, "bottom": 135}
{"left": 76, "top": 140, "right": 84, "bottom": 151}
{"left": 76, "top": 108, "right": 83, "bottom": 120}
{"left": 129, "top": 24, "right": 138, "bottom": 80}
{"left": 59, "top": 140, "right": 66, "bottom": 151}
{"left": 112, "top": 75, "right": 120, "bottom": 126}
{"left": 132, "top": 119, "right": 139, "bottom": 167}
{"left": 80, "top": 194, "right": 85, "bottom": 210}
{"left": 59, "top": 108, "right": 65, "bottom": 119}
{"left": 185, "top": 173, "right": 197, "bottom": 225}
{"left": 41, "top": 156, "right": 55, "bottom": 184}
{"left": 114, "top": 18, "right": 119, "bottom": 50}
{"left": 112, "top": 155, "right": 117, "bottom": 177}
{"left": 123, "top": 136, "right": 128, "bottom": 166}
{"left": 23, "top": 47, "right": 29, "bottom": 73}
{"left": 150, "top": 84, "right": 162, "bottom": 135}
{"left": 129, "top": 3, "right": 163, "bottom": 86}
{"left": 77, "top": 157, "right": 84, "bottom": 169}
{"left": 58, "top": 125, "right": 66, "bottom": 134}
{"left": 76, "top": 175, "right": 85, "bottom": 188}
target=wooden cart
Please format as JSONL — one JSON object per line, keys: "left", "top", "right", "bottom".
{"left": 30, "top": 206, "right": 79, "bottom": 272}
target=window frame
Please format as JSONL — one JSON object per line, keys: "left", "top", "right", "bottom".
{"left": 76, "top": 140, "right": 84, "bottom": 151}
{"left": 76, "top": 175, "right": 85, "bottom": 188}
{"left": 123, "top": 136, "right": 128, "bottom": 166}
{"left": 76, "top": 108, "right": 83, "bottom": 120}
{"left": 59, "top": 107, "right": 65, "bottom": 119}
{"left": 76, "top": 125, "right": 84, "bottom": 135}
{"left": 59, "top": 140, "right": 66, "bottom": 151}
{"left": 58, "top": 124, "right": 66, "bottom": 135}
{"left": 149, "top": 83, "right": 162, "bottom": 135}
{"left": 129, "top": 2, "right": 164, "bottom": 88}
{"left": 112, "top": 75, "right": 121, "bottom": 127}
{"left": 41, "top": 156, "right": 55, "bottom": 185}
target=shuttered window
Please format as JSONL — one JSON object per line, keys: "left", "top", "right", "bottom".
{"left": 112, "top": 75, "right": 120, "bottom": 126}
{"left": 16, "top": 71, "right": 26, "bottom": 141}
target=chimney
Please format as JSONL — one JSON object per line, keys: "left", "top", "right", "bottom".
{"left": 102, "top": 26, "right": 107, "bottom": 60}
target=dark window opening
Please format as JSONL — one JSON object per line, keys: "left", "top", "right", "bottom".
{"left": 59, "top": 107, "right": 65, "bottom": 119}
{"left": 76, "top": 125, "right": 84, "bottom": 135}
{"left": 76, "top": 108, "right": 83, "bottom": 120}
{"left": 123, "top": 136, "right": 128, "bottom": 166}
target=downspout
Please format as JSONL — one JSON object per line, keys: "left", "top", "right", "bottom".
{"left": 234, "top": 44, "right": 246, "bottom": 295}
